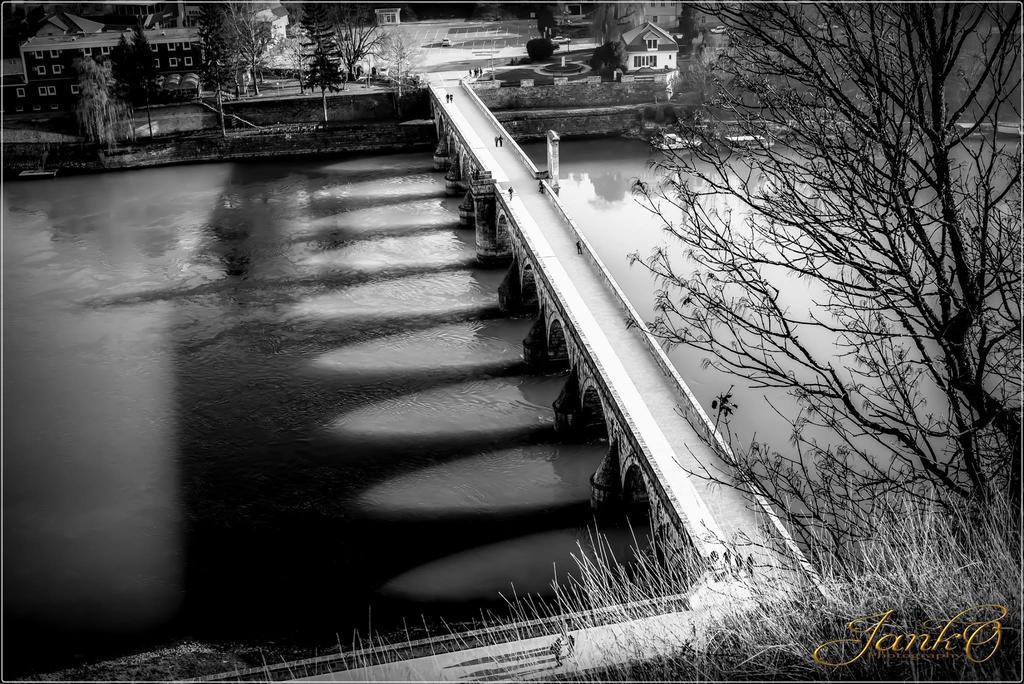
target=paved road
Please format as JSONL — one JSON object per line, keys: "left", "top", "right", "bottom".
{"left": 435, "top": 83, "right": 806, "bottom": 575}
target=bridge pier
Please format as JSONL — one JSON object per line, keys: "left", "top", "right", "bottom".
{"left": 458, "top": 190, "right": 475, "bottom": 228}
{"left": 590, "top": 441, "right": 621, "bottom": 511}
{"left": 432, "top": 139, "right": 449, "bottom": 171}
{"left": 553, "top": 369, "right": 582, "bottom": 434}
{"left": 444, "top": 164, "right": 461, "bottom": 196}
{"left": 498, "top": 262, "right": 522, "bottom": 313}
{"left": 472, "top": 176, "right": 511, "bottom": 266}
{"left": 522, "top": 317, "right": 548, "bottom": 364}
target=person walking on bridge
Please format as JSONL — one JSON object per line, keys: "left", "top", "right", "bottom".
{"left": 576, "top": 240, "right": 583, "bottom": 254}
{"left": 549, "top": 636, "right": 564, "bottom": 667}
{"left": 508, "top": 186, "right": 514, "bottom": 200}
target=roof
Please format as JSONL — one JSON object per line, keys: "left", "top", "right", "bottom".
{"left": 22, "top": 27, "right": 198, "bottom": 50}
{"left": 39, "top": 12, "right": 106, "bottom": 35}
{"left": 255, "top": 7, "right": 289, "bottom": 23}
{"left": 620, "top": 21, "right": 675, "bottom": 45}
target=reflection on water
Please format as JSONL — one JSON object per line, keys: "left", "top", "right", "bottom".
{"left": 329, "top": 376, "right": 564, "bottom": 441}
{"left": 298, "top": 231, "right": 476, "bottom": 274}
{"left": 3, "top": 147, "right": 663, "bottom": 676}
{"left": 288, "top": 270, "right": 503, "bottom": 321}
{"left": 358, "top": 444, "right": 601, "bottom": 518}
{"left": 382, "top": 527, "right": 646, "bottom": 602}
{"left": 312, "top": 319, "right": 528, "bottom": 374}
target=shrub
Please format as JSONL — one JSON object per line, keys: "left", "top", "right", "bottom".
{"left": 590, "top": 41, "right": 626, "bottom": 71}
{"left": 642, "top": 105, "right": 657, "bottom": 120}
{"left": 526, "top": 38, "right": 555, "bottom": 61}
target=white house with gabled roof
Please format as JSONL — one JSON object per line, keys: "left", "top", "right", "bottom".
{"left": 619, "top": 21, "right": 678, "bottom": 72}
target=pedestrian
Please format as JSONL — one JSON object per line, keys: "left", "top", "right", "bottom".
{"left": 538, "top": 179, "right": 545, "bottom": 193}
{"left": 494, "top": 135, "right": 500, "bottom": 147}
{"left": 508, "top": 186, "right": 514, "bottom": 200}
{"left": 576, "top": 240, "right": 583, "bottom": 254}
{"left": 499, "top": 136, "right": 504, "bottom": 147}
{"left": 549, "top": 636, "right": 564, "bottom": 667}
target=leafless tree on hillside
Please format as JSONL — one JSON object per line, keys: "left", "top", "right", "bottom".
{"left": 632, "top": 2, "right": 1021, "bottom": 567}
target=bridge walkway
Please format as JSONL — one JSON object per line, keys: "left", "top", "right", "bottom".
{"left": 437, "top": 84, "right": 791, "bottom": 565}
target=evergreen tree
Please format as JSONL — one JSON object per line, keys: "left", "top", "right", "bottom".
{"left": 300, "top": 3, "right": 343, "bottom": 122}
{"left": 198, "top": 3, "right": 232, "bottom": 137}
{"left": 111, "top": 25, "right": 157, "bottom": 137}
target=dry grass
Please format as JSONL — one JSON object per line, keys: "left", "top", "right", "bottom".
{"left": 206, "top": 496, "right": 1019, "bottom": 682}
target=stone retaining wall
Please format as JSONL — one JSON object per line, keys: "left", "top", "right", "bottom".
{"left": 3, "top": 122, "right": 434, "bottom": 177}
{"left": 476, "top": 79, "right": 669, "bottom": 110}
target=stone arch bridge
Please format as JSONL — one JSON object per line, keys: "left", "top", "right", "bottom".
{"left": 429, "top": 83, "right": 810, "bottom": 580}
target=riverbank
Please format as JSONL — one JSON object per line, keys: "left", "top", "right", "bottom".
{"left": 2, "top": 121, "right": 436, "bottom": 178}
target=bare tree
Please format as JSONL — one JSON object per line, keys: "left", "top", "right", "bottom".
{"left": 633, "top": 2, "right": 1021, "bottom": 563}
{"left": 376, "top": 31, "right": 420, "bottom": 103}
{"left": 225, "top": 1, "right": 274, "bottom": 96}
{"left": 328, "top": 3, "right": 384, "bottom": 81}
{"left": 268, "top": 32, "right": 308, "bottom": 93}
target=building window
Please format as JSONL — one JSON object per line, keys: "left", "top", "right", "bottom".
{"left": 33, "top": 50, "right": 43, "bottom": 58}
{"left": 154, "top": 58, "right": 160, "bottom": 68}
{"left": 100, "top": 46, "right": 111, "bottom": 55}
{"left": 32, "top": 104, "right": 41, "bottom": 111}
{"left": 167, "top": 42, "right": 176, "bottom": 51}
{"left": 634, "top": 54, "right": 657, "bottom": 68}
{"left": 50, "top": 103, "right": 58, "bottom": 110}
{"left": 36, "top": 65, "right": 46, "bottom": 75}
{"left": 38, "top": 86, "right": 47, "bottom": 96}
{"left": 645, "top": 38, "right": 658, "bottom": 50}
{"left": 52, "top": 64, "right": 63, "bottom": 75}
{"left": 71, "top": 84, "right": 80, "bottom": 94}
{"left": 16, "top": 105, "right": 24, "bottom": 112}
{"left": 16, "top": 87, "right": 25, "bottom": 97}
{"left": 168, "top": 57, "right": 179, "bottom": 67}
{"left": 151, "top": 43, "right": 159, "bottom": 52}
{"left": 49, "top": 49, "right": 60, "bottom": 57}
{"left": 182, "top": 42, "right": 191, "bottom": 50}
{"left": 84, "top": 47, "right": 92, "bottom": 55}
{"left": 46, "top": 86, "right": 56, "bottom": 95}
{"left": 184, "top": 56, "right": 193, "bottom": 66}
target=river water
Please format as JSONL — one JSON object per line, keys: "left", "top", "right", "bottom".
{"left": 3, "top": 141, "right": 708, "bottom": 675}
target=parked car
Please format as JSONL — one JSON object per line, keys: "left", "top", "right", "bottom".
{"left": 551, "top": 35, "right": 570, "bottom": 44}
{"left": 441, "top": 37, "right": 452, "bottom": 46}
{"left": 709, "top": 25, "right": 727, "bottom": 34}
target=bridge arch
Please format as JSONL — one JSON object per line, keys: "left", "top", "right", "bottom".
{"left": 520, "top": 262, "right": 538, "bottom": 309}
{"left": 547, "top": 317, "right": 568, "bottom": 364}
{"left": 578, "top": 383, "right": 608, "bottom": 439}
{"left": 622, "top": 462, "right": 650, "bottom": 509}
{"left": 495, "top": 210, "right": 511, "bottom": 254}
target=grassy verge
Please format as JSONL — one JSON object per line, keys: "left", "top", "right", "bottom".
{"left": 253, "top": 497, "right": 1019, "bottom": 681}
{"left": 559, "top": 498, "right": 1020, "bottom": 681}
